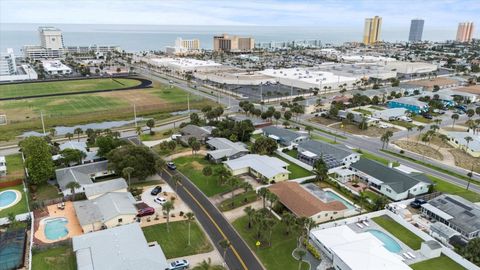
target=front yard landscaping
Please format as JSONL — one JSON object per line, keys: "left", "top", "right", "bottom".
{"left": 219, "top": 190, "right": 258, "bottom": 211}
{"left": 142, "top": 220, "right": 213, "bottom": 258}
{"left": 352, "top": 108, "right": 372, "bottom": 115}
{"left": 427, "top": 175, "right": 480, "bottom": 202}
{"left": 1, "top": 154, "right": 24, "bottom": 181}
{"left": 390, "top": 120, "right": 416, "bottom": 129}
{"left": 32, "top": 244, "right": 76, "bottom": 270}
{"left": 274, "top": 154, "right": 313, "bottom": 179}
{"left": 355, "top": 149, "right": 399, "bottom": 167}
{"left": 372, "top": 215, "right": 423, "bottom": 250}
{"left": 174, "top": 155, "right": 231, "bottom": 196}
{"left": 394, "top": 140, "right": 443, "bottom": 161}
{"left": 233, "top": 215, "right": 309, "bottom": 270}
{"left": 412, "top": 115, "right": 432, "bottom": 123}
{"left": 0, "top": 184, "right": 29, "bottom": 218}
{"left": 410, "top": 255, "right": 466, "bottom": 270}
{"left": 330, "top": 122, "right": 399, "bottom": 138}
{"left": 31, "top": 183, "right": 61, "bottom": 201}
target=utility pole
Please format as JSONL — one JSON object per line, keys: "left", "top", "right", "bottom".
{"left": 40, "top": 112, "right": 46, "bottom": 135}
{"left": 133, "top": 104, "right": 137, "bottom": 127}
{"left": 187, "top": 93, "right": 190, "bottom": 113}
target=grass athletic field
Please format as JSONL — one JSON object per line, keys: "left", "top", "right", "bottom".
{"left": 0, "top": 78, "right": 141, "bottom": 99}
{"left": 0, "top": 80, "right": 216, "bottom": 141}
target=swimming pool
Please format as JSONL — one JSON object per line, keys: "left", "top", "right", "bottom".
{"left": 367, "top": 229, "right": 402, "bottom": 253}
{"left": 325, "top": 190, "right": 355, "bottom": 209}
{"left": 44, "top": 218, "right": 69, "bottom": 240}
{"left": 0, "top": 190, "right": 19, "bottom": 210}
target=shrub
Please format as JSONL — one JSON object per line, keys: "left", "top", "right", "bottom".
{"left": 399, "top": 150, "right": 405, "bottom": 154}
{"left": 303, "top": 240, "right": 321, "bottom": 260}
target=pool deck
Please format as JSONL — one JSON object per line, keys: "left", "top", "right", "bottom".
{"left": 33, "top": 201, "right": 83, "bottom": 244}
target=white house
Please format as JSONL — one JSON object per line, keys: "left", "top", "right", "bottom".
{"left": 444, "top": 130, "right": 480, "bottom": 157}
{"left": 296, "top": 140, "right": 360, "bottom": 169}
{"left": 55, "top": 161, "right": 114, "bottom": 196}
{"left": 224, "top": 154, "right": 290, "bottom": 182}
{"left": 262, "top": 126, "right": 308, "bottom": 148}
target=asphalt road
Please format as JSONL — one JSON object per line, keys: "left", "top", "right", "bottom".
{"left": 159, "top": 168, "right": 264, "bottom": 270}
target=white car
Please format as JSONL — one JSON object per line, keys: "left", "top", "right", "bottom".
{"left": 166, "top": 260, "right": 189, "bottom": 270}
{"left": 154, "top": 197, "right": 167, "bottom": 205}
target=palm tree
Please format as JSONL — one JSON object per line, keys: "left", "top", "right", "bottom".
{"left": 122, "top": 167, "right": 134, "bottom": 186}
{"left": 155, "top": 158, "right": 166, "bottom": 172}
{"left": 244, "top": 206, "right": 255, "bottom": 229}
{"left": 313, "top": 158, "right": 328, "bottom": 182}
{"left": 66, "top": 181, "right": 81, "bottom": 200}
{"left": 49, "top": 128, "right": 57, "bottom": 138}
{"left": 214, "top": 167, "right": 231, "bottom": 186}
{"left": 184, "top": 212, "right": 195, "bottom": 246}
{"left": 135, "top": 126, "right": 142, "bottom": 135}
{"left": 451, "top": 113, "right": 459, "bottom": 128}
{"left": 172, "top": 175, "right": 182, "bottom": 192}
{"left": 464, "top": 136, "right": 473, "bottom": 151}
{"left": 267, "top": 192, "right": 278, "bottom": 213}
{"left": 305, "top": 126, "right": 313, "bottom": 138}
{"left": 258, "top": 187, "right": 269, "bottom": 209}
{"left": 74, "top": 128, "right": 83, "bottom": 142}
{"left": 227, "top": 177, "right": 240, "bottom": 207}
{"left": 406, "top": 126, "right": 412, "bottom": 139}
{"left": 437, "top": 134, "right": 448, "bottom": 151}
{"left": 296, "top": 249, "right": 307, "bottom": 270}
{"left": 65, "top": 132, "right": 73, "bottom": 141}
{"left": 218, "top": 239, "right": 231, "bottom": 265}
{"left": 202, "top": 166, "right": 213, "bottom": 185}
{"left": 162, "top": 201, "right": 174, "bottom": 232}
{"left": 282, "top": 212, "right": 296, "bottom": 235}
{"left": 380, "top": 130, "right": 394, "bottom": 149}
{"left": 192, "top": 258, "right": 224, "bottom": 270}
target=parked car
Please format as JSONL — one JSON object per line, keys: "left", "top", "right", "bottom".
{"left": 151, "top": 186, "right": 162, "bottom": 196}
{"left": 154, "top": 197, "right": 167, "bottom": 205}
{"left": 433, "top": 109, "right": 446, "bottom": 114}
{"left": 166, "top": 260, "right": 190, "bottom": 270}
{"left": 456, "top": 110, "right": 465, "bottom": 115}
{"left": 455, "top": 105, "right": 467, "bottom": 112}
{"left": 422, "top": 113, "right": 433, "bottom": 120}
{"left": 167, "top": 162, "right": 177, "bottom": 170}
{"left": 171, "top": 134, "right": 182, "bottom": 140}
{"left": 410, "top": 199, "right": 427, "bottom": 209}
{"left": 137, "top": 207, "right": 155, "bottom": 217}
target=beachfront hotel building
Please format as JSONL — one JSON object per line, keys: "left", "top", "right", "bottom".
{"left": 165, "top": 37, "right": 201, "bottom": 55}
{"left": 213, "top": 34, "right": 255, "bottom": 52}
{"left": 409, "top": 19, "right": 424, "bottom": 42}
{"left": 363, "top": 16, "right": 382, "bottom": 45}
{"left": 456, "top": 22, "right": 475, "bottom": 42}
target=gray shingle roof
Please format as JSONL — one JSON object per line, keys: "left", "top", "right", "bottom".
{"left": 298, "top": 140, "right": 353, "bottom": 161}
{"left": 262, "top": 126, "right": 304, "bottom": 144}
{"left": 351, "top": 158, "right": 432, "bottom": 193}
{"left": 73, "top": 192, "right": 137, "bottom": 226}
{"left": 55, "top": 161, "right": 109, "bottom": 191}
{"left": 206, "top": 138, "right": 248, "bottom": 159}
{"left": 180, "top": 125, "right": 212, "bottom": 137}
{"left": 72, "top": 223, "right": 168, "bottom": 270}
{"left": 427, "top": 194, "right": 480, "bottom": 235}
{"left": 84, "top": 178, "right": 128, "bottom": 198}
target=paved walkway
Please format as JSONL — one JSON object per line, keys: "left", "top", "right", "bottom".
{"left": 223, "top": 200, "right": 263, "bottom": 222}
{"left": 166, "top": 150, "right": 207, "bottom": 161}
{"left": 170, "top": 249, "right": 224, "bottom": 268}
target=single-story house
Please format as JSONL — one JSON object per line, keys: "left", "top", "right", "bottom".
{"left": 55, "top": 160, "right": 114, "bottom": 196}
{"left": 229, "top": 115, "right": 271, "bottom": 128}
{"left": 310, "top": 226, "right": 412, "bottom": 270}
{"left": 73, "top": 192, "right": 137, "bottom": 233}
{"left": 56, "top": 141, "right": 100, "bottom": 163}
{"left": 444, "top": 131, "right": 480, "bottom": 157}
{"left": 262, "top": 126, "right": 308, "bottom": 147}
{"left": 206, "top": 137, "right": 249, "bottom": 163}
{"left": 268, "top": 181, "right": 348, "bottom": 223}
{"left": 350, "top": 158, "right": 432, "bottom": 201}
{"left": 179, "top": 124, "right": 214, "bottom": 145}
{"left": 72, "top": 223, "right": 168, "bottom": 270}
{"left": 338, "top": 110, "right": 379, "bottom": 126}
{"left": 0, "top": 156, "right": 6, "bottom": 176}
{"left": 421, "top": 194, "right": 480, "bottom": 240}
{"left": 373, "top": 108, "right": 409, "bottom": 121}
{"left": 388, "top": 97, "right": 429, "bottom": 114}
{"left": 224, "top": 154, "right": 290, "bottom": 183}
{"left": 296, "top": 140, "right": 360, "bottom": 169}
{"left": 84, "top": 178, "right": 128, "bottom": 200}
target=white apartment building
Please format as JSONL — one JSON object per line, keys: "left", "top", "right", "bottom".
{"left": 0, "top": 49, "right": 38, "bottom": 82}
{"left": 165, "top": 38, "right": 201, "bottom": 55}
{"left": 0, "top": 48, "right": 17, "bottom": 76}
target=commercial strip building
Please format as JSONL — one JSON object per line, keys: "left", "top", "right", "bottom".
{"left": 147, "top": 57, "right": 222, "bottom": 73}
{"left": 268, "top": 181, "right": 349, "bottom": 223}
{"left": 311, "top": 225, "right": 412, "bottom": 270}
{"left": 387, "top": 97, "right": 429, "bottom": 114}
{"left": 41, "top": 60, "right": 72, "bottom": 75}
{"left": 72, "top": 223, "right": 168, "bottom": 270}
{"left": 213, "top": 33, "right": 255, "bottom": 52}
{"left": 349, "top": 158, "right": 432, "bottom": 201}
{"left": 409, "top": 19, "right": 425, "bottom": 42}
{"left": 456, "top": 22, "right": 475, "bottom": 43}
{"left": 165, "top": 37, "right": 201, "bottom": 55}
{"left": 363, "top": 16, "right": 382, "bottom": 45}
{"left": 224, "top": 154, "right": 290, "bottom": 182}
{"left": 421, "top": 194, "right": 480, "bottom": 240}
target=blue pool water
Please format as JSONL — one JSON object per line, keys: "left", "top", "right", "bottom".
{"left": 44, "top": 218, "right": 69, "bottom": 240}
{"left": 367, "top": 229, "right": 402, "bottom": 253}
{"left": 325, "top": 191, "right": 355, "bottom": 209}
{"left": 0, "top": 190, "right": 17, "bottom": 208}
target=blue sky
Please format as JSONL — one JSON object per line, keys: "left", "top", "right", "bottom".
{"left": 0, "top": 0, "right": 478, "bottom": 28}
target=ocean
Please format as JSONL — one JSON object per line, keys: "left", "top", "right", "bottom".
{"left": 0, "top": 23, "right": 459, "bottom": 54}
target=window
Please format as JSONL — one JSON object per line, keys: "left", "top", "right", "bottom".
{"left": 118, "top": 218, "right": 123, "bottom": 223}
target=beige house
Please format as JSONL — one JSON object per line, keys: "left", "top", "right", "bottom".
{"left": 84, "top": 178, "right": 128, "bottom": 200}
{"left": 224, "top": 154, "right": 290, "bottom": 183}
{"left": 269, "top": 181, "right": 349, "bottom": 223}
{"left": 73, "top": 192, "right": 137, "bottom": 233}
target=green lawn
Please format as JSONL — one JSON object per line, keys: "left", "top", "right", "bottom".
{"left": 2, "top": 154, "right": 24, "bottom": 181}
{"left": 219, "top": 190, "right": 259, "bottom": 211}
{"left": 274, "top": 154, "right": 313, "bottom": 179}
{"left": 353, "top": 108, "right": 372, "bottom": 115}
{"left": 363, "top": 190, "right": 382, "bottom": 201}
{"left": 32, "top": 183, "right": 61, "bottom": 201}
{"left": 32, "top": 244, "right": 76, "bottom": 270}
{"left": 0, "top": 78, "right": 141, "bottom": 99}
{"left": 412, "top": 115, "right": 433, "bottom": 123}
{"left": 410, "top": 255, "right": 466, "bottom": 270}
{"left": 355, "top": 149, "right": 399, "bottom": 167}
{"left": 174, "top": 155, "right": 231, "bottom": 196}
{"left": 0, "top": 184, "right": 29, "bottom": 218}
{"left": 142, "top": 220, "right": 213, "bottom": 258}
{"left": 427, "top": 175, "right": 480, "bottom": 202}
{"left": 312, "top": 134, "right": 336, "bottom": 144}
{"left": 233, "top": 215, "right": 309, "bottom": 270}
{"left": 372, "top": 215, "right": 423, "bottom": 250}
{"left": 390, "top": 120, "right": 417, "bottom": 129}
{"left": 369, "top": 105, "right": 385, "bottom": 111}
{"left": 284, "top": 149, "right": 298, "bottom": 158}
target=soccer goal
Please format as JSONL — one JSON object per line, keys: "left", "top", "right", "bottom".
{"left": 0, "top": 114, "right": 7, "bottom": 125}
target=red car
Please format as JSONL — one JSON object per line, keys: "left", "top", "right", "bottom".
{"left": 137, "top": 207, "right": 155, "bottom": 217}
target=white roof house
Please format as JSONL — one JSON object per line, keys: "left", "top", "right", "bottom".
{"left": 57, "top": 141, "right": 99, "bottom": 163}
{"left": 373, "top": 108, "right": 409, "bottom": 121}
{"left": 224, "top": 154, "right": 290, "bottom": 181}
{"left": 206, "top": 138, "right": 249, "bottom": 161}
{"left": 311, "top": 226, "right": 412, "bottom": 270}
{"left": 445, "top": 130, "right": 480, "bottom": 157}
{"left": 84, "top": 178, "right": 128, "bottom": 199}
{"left": 73, "top": 223, "right": 168, "bottom": 270}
